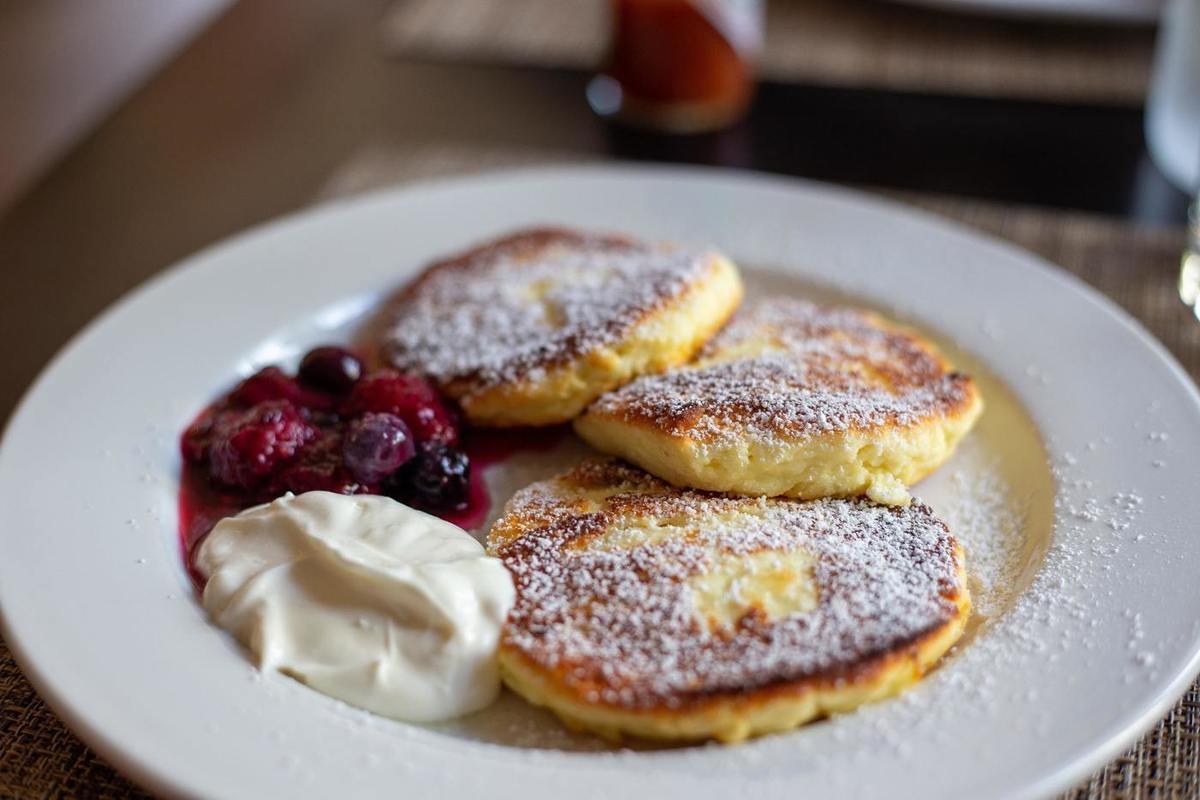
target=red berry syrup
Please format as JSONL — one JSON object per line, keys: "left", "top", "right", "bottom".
{"left": 179, "top": 407, "right": 568, "bottom": 588}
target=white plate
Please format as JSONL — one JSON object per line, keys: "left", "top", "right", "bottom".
{"left": 2, "top": 166, "right": 1199, "bottom": 800}
{"left": 884, "top": 0, "right": 1161, "bottom": 22}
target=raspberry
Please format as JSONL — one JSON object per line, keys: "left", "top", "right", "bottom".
{"left": 229, "top": 366, "right": 335, "bottom": 411}
{"left": 344, "top": 369, "right": 434, "bottom": 414}
{"left": 182, "top": 409, "right": 218, "bottom": 464}
{"left": 343, "top": 370, "right": 458, "bottom": 445}
{"left": 229, "top": 367, "right": 299, "bottom": 406}
{"left": 270, "top": 430, "right": 372, "bottom": 497}
{"left": 208, "top": 401, "right": 318, "bottom": 489}
{"left": 408, "top": 404, "right": 458, "bottom": 446}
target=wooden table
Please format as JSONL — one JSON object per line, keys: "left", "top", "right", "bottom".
{"left": 0, "top": 0, "right": 1195, "bottom": 797}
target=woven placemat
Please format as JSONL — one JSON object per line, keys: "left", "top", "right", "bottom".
{"left": 3, "top": 145, "right": 1197, "bottom": 798}
{"left": 381, "top": 0, "right": 1156, "bottom": 104}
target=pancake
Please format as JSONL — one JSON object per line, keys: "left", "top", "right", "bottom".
{"left": 574, "top": 299, "right": 982, "bottom": 505}
{"left": 382, "top": 228, "right": 743, "bottom": 427}
{"left": 488, "top": 459, "right": 971, "bottom": 743}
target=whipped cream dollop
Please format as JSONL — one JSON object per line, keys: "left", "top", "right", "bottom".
{"left": 195, "top": 491, "right": 515, "bottom": 722}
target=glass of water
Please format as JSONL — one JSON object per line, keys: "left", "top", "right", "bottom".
{"left": 1182, "top": 196, "right": 1200, "bottom": 318}
{"left": 1148, "top": 0, "right": 1200, "bottom": 316}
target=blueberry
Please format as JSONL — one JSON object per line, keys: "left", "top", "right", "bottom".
{"left": 341, "top": 413, "right": 416, "bottom": 484}
{"left": 298, "top": 346, "right": 364, "bottom": 394}
{"left": 388, "top": 443, "right": 470, "bottom": 512}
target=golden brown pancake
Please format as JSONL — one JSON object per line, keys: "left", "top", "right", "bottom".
{"left": 489, "top": 459, "right": 971, "bottom": 743}
{"left": 381, "top": 228, "right": 742, "bottom": 427}
{"left": 574, "top": 299, "right": 982, "bottom": 505}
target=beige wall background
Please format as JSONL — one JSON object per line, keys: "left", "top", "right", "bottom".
{"left": 0, "top": 0, "right": 234, "bottom": 212}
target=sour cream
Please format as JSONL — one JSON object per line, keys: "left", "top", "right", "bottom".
{"left": 195, "top": 491, "right": 514, "bottom": 722}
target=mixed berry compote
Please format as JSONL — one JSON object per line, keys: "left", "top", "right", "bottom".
{"left": 179, "top": 345, "right": 556, "bottom": 578}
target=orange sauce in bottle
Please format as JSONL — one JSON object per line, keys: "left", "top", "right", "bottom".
{"left": 591, "top": 0, "right": 761, "bottom": 133}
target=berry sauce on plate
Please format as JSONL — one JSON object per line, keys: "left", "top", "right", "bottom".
{"left": 178, "top": 346, "right": 565, "bottom": 588}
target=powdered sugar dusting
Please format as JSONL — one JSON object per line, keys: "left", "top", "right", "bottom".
{"left": 495, "top": 462, "right": 964, "bottom": 709}
{"left": 383, "top": 229, "right": 715, "bottom": 391}
{"left": 780, "top": 427, "right": 1166, "bottom": 776}
{"left": 587, "top": 299, "right": 973, "bottom": 441}
{"left": 936, "top": 451, "right": 1026, "bottom": 618}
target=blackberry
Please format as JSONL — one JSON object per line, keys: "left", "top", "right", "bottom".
{"left": 388, "top": 443, "right": 470, "bottom": 512}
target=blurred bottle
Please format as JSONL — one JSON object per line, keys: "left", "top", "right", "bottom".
{"left": 588, "top": 0, "right": 763, "bottom": 134}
